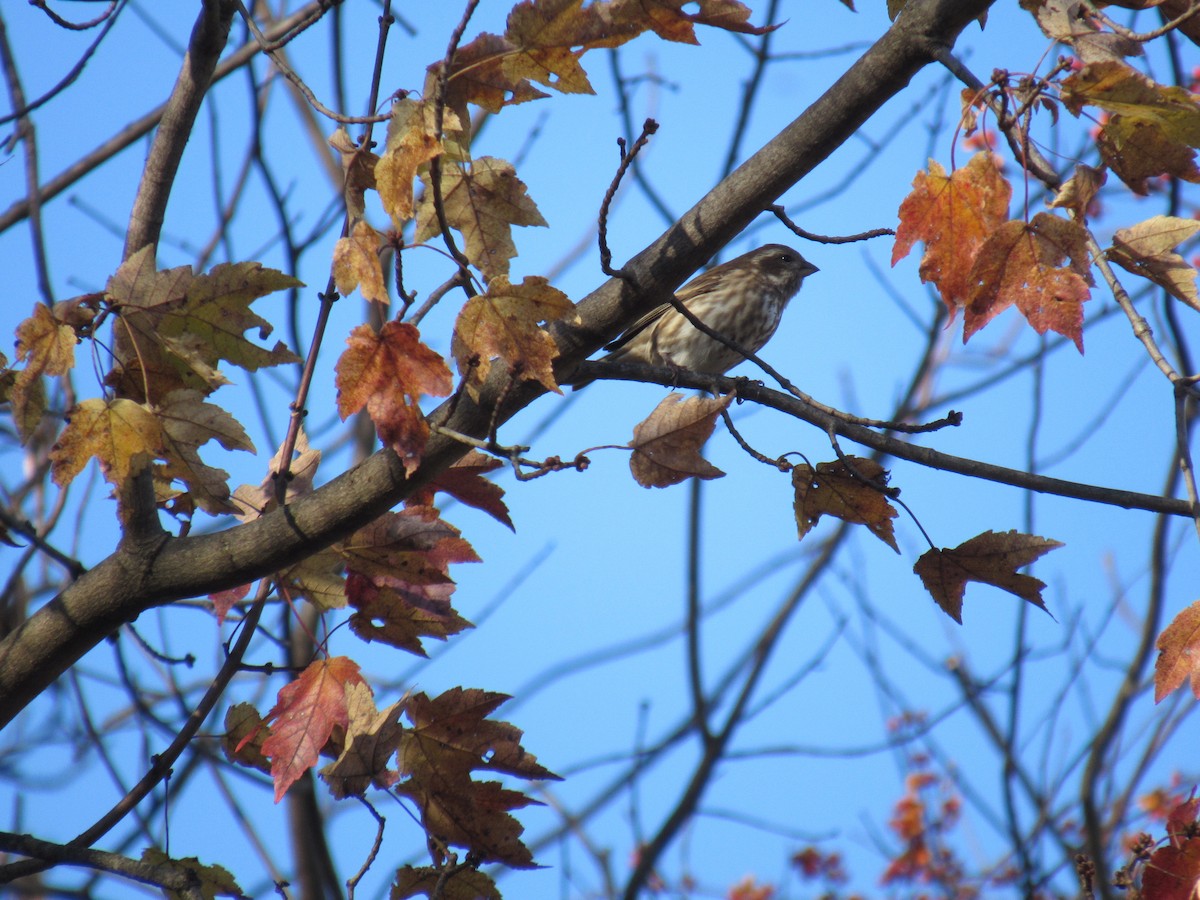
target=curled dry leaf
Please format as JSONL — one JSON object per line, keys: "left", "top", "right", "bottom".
{"left": 628, "top": 392, "right": 732, "bottom": 488}
{"left": 791, "top": 457, "right": 899, "bottom": 552}
{"left": 1108, "top": 215, "right": 1200, "bottom": 311}
{"left": 319, "top": 681, "right": 404, "bottom": 798}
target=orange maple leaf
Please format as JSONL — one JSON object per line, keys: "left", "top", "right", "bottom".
{"left": 334, "top": 321, "right": 453, "bottom": 473}
{"left": 963, "top": 212, "right": 1093, "bottom": 351}
{"left": 1154, "top": 600, "right": 1200, "bottom": 702}
{"left": 261, "top": 656, "right": 367, "bottom": 802}
{"left": 892, "top": 152, "right": 1011, "bottom": 317}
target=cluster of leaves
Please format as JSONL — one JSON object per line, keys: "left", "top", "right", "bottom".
{"left": 0, "top": 0, "right": 798, "bottom": 893}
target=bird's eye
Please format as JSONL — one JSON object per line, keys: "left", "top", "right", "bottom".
{"left": 778, "top": 253, "right": 794, "bottom": 263}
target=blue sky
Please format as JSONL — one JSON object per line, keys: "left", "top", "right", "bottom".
{"left": 2, "top": 2, "right": 1198, "bottom": 897}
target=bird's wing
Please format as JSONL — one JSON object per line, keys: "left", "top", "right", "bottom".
{"left": 602, "top": 275, "right": 722, "bottom": 353}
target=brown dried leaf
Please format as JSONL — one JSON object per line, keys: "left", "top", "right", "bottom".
{"left": 347, "top": 572, "right": 472, "bottom": 657}
{"left": 50, "top": 397, "right": 163, "bottom": 490}
{"left": 1049, "top": 164, "right": 1107, "bottom": 219}
{"left": 329, "top": 126, "right": 379, "bottom": 221}
{"left": 408, "top": 451, "right": 514, "bottom": 530}
{"left": 392, "top": 865, "right": 501, "bottom": 900}
{"left": 791, "top": 457, "right": 899, "bottom": 552}
{"left": 107, "top": 247, "right": 301, "bottom": 401}
{"left": 223, "top": 702, "right": 271, "bottom": 774}
{"left": 1108, "top": 215, "right": 1200, "bottom": 310}
{"left": 319, "top": 682, "right": 404, "bottom": 798}
{"left": 629, "top": 392, "right": 731, "bottom": 488}
{"left": 375, "top": 99, "right": 457, "bottom": 225}
{"left": 155, "top": 389, "right": 255, "bottom": 515}
{"left": 341, "top": 506, "right": 479, "bottom": 586}
{"left": 913, "top": 530, "right": 1062, "bottom": 624}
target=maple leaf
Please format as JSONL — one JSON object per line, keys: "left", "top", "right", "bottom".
{"left": 913, "top": 530, "right": 1063, "bottom": 624}
{"left": 209, "top": 582, "right": 251, "bottom": 626}
{"left": 1049, "top": 163, "right": 1106, "bottom": 219}
{"left": 50, "top": 397, "right": 164, "bottom": 490}
{"left": 613, "top": 0, "right": 779, "bottom": 45}
{"left": 629, "top": 392, "right": 731, "bottom": 488}
{"left": 963, "top": 212, "right": 1093, "bottom": 351}
{"left": 347, "top": 572, "right": 473, "bottom": 657}
{"left": 415, "top": 157, "right": 547, "bottom": 279}
{"left": 401, "top": 688, "right": 558, "bottom": 782}
{"left": 278, "top": 549, "right": 348, "bottom": 612}
{"left": 392, "top": 865, "right": 501, "bottom": 900}
{"left": 222, "top": 702, "right": 271, "bottom": 774}
{"left": 155, "top": 389, "right": 255, "bottom": 515}
{"left": 1142, "top": 830, "right": 1200, "bottom": 900}
{"left": 140, "top": 848, "right": 244, "bottom": 900}
{"left": 892, "top": 153, "right": 1012, "bottom": 316}
{"left": 11, "top": 302, "right": 79, "bottom": 441}
{"left": 1023, "top": 0, "right": 1141, "bottom": 63}
{"left": 319, "top": 682, "right": 404, "bottom": 798}
{"left": 332, "top": 220, "right": 389, "bottom": 305}
{"left": 451, "top": 275, "right": 577, "bottom": 392}
{"left": 1108, "top": 215, "right": 1200, "bottom": 311}
{"left": 341, "top": 506, "right": 480, "bottom": 585}
{"left": 502, "top": 1, "right": 602, "bottom": 95}
{"left": 1153, "top": 600, "right": 1200, "bottom": 702}
{"left": 335, "top": 321, "right": 453, "bottom": 473}
{"left": 328, "top": 126, "right": 379, "bottom": 221}
{"left": 231, "top": 428, "right": 322, "bottom": 521}
{"left": 375, "top": 98, "right": 458, "bottom": 226}
{"left": 1062, "top": 60, "right": 1200, "bottom": 191}
{"left": 395, "top": 688, "right": 557, "bottom": 868}
{"left": 107, "top": 246, "right": 301, "bottom": 402}
{"left": 409, "top": 450, "right": 514, "bottom": 530}
{"left": 791, "top": 457, "right": 899, "bottom": 552}
{"left": 261, "top": 656, "right": 368, "bottom": 802}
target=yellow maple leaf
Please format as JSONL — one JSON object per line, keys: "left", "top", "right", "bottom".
{"left": 50, "top": 397, "right": 164, "bottom": 489}
{"left": 415, "top": 157, "right": 547, "bottom": 279}
{"left": 332, "top": 220, "right": 389, "bottom": 305}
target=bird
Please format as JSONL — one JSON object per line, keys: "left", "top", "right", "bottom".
{"left": 573, "top": 243, "right": 818, "bottom": 389}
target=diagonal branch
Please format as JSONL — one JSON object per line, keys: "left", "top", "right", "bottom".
{"left": 0, "top": 0, "right": 999, "bottom": 732}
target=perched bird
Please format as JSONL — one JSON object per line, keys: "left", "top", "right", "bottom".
{"left": 574, "top": 243, "right": 817, "bottom": 389}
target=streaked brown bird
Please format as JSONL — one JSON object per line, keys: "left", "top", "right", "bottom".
{"left": 574, "top": 244, "right": 817, "bottom": 389}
